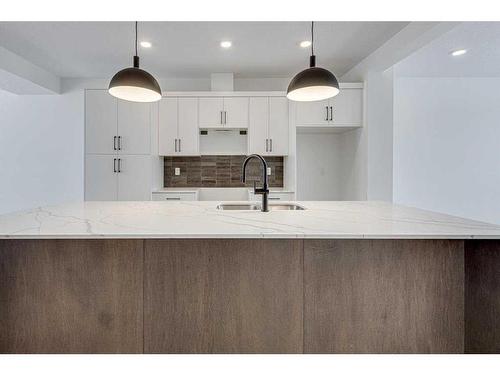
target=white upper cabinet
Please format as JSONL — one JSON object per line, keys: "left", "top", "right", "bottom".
{"left": 117, "top": 101, "right": 151, "bottom": 154}
{"left": 295, "top": 98, "right": 330, "bottom": 127}
{"left": 295, "top": 87, "right": 363, "bottom": 127}
{"left": 158, "top": 97, "right": 199, "bottom": 156}
{"left": 268, "top": 97, "right": 289, "bottom": 155}
{"left": 248, "top": 98, "right": 269, "bottom": 155}
{"left": 85, "top": 90, "right": 117, "bottom": 154}
{"left": 158, "top": 98, "right": 178, "bottom": 155}
{"left": 198, "top": 97, "right": 223, "bottom": 128}
{"left": 330, "top": 88, "right": 363, "bottom": 125}
{"left": 177, "top": 98, "right": 199, "bottom": 155}
{"left": 248, "top": 96, "right": 289, "bottom": 156}
{"left": 198, "top": 97, "right": 248, "bottom": 128}
{"left": 223, "top": 97, "right": 248, "bottom": 128}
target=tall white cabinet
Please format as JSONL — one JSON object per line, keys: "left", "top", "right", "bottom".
{"left": 85, "top": 90, "right": 153, "bottom": 201}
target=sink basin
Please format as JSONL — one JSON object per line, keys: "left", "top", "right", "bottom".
{"left": 216, "top": 203, "right": 305, "bottom": 211}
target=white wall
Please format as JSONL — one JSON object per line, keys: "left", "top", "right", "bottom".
{"left": 296, "top": 129, "right": 365, "bottom": 201}
{"left": 393, "top": 77, "right": 500, "bottom": 224}
{"left": 365, "top": 69, "right": 394, "bottom": 201}
{"left": 0, "top": 89, "right": 84, "bottom": 214}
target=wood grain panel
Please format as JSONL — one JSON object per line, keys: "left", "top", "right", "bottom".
{"left": 465, "top": 240, "right": 500, "bottom": 353}
{"left": 0, "top": 240, "right": 143, "bottom": 353}
{"left": 304, "top": 240, "right": 464, "bottom": 353}
{"left": 144, "top": 239, "right": 303, "bottom": 353}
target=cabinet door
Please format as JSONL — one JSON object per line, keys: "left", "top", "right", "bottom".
{"left": 0, "top": 239, "right": 143, "bottom": 353}
{"left": 117, "top": 155, "right": 152, "bottom": 201}
{"left": 85, "top": 155, "right": 117, "bottom": 200}
{"left": 295, "top": 99, "right": 330, "bottom": 126}
{"left": 268, "top": 97, "right": 289, "bottom": 155}
{"left": 331, "top": 88, "right": 363, "bottom": 125}
{"left": 144, "top": 239, "right": 303, "bottom": 353}
{"left": 117, "top": 100, "right": 151, "bottom": 154}
{"left": 85, "top": 90, "right": 117, "bottom": 154}
{"left": 224, "top": 97, "right": 248, "bottom": 128}
{"left": 248, "top": 97, "right": 269, "bottom": 155}
{"left": 199, "top": 97, "right": 224, "bottom": 128}
{"left": 158, "top": 98, "right": 178, "bottom": 156}
{"left": 177, "top": 98, "right": 199, "bottom": 155}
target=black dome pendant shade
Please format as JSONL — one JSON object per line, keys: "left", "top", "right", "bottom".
{"left": 287, "top": 22, "right": 339, "bottom": 102}
{"left": 108, "top": 22, "right": 162, "bottom": 103}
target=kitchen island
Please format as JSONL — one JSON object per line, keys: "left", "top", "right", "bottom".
{"left": 1, "top": 201, "right": 499, "bottom": 353}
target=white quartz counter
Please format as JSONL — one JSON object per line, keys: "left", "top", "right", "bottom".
{"left": 1, "top": 201, "right": 500, "bottom": 239}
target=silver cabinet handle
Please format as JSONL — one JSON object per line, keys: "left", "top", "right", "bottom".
{"left": 270, "top": 139, "right": 273, "bottom": 152}
{"left": 113, "top": 136, "right": 117, "bottom": 151}
{"left": 266, "top": 139, "right": 269, "bottom": 152}
{"left": 224, "top": 111, "right": 227, "bottom": 124}
{"left": 113, "top": 158, "right": 117, "bottom": 173}
{"left": 175, "top": 139, "right": 178, "bottom": 152}
{"left": 268, "top": 197, "right": 281, "bottom": 200}
{"left": 178, "top": 139, "right": 181, "bottom": 152}
{"left": 330, "top": 106, "right": 333, "bottom": 121}
{"left": 165, "top": 197, "right": 181, "bottom": 200}
{"left": 117, "top": 158, "right": 121, "bottom": 173}
{"left": 220, "top": 111, "right": 223, "bottom": 124}
{"left": 326, "top": 106, "right": 329, "bottom": 121}
{"left": 117, "top": 135, "right": 121, "bottom": 150}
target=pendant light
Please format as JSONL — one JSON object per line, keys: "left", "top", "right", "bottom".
{"left": 287, "top": 22, "right": 339, "bottom": 102}
{"left": 108, "top": 21, "right": 162, "bottom": 103}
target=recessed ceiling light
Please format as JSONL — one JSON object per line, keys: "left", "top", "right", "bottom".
{"left": 140, "top": 41, "right": 152, "bottom": 48}
{"left": 450, "top": 49, "right": 467, "bottom": 57}
{"left": 300, "top": 40, "right": 311, "bottom": 48}
{"left": 220, "top": 41, "right": 232, "bottom": 49}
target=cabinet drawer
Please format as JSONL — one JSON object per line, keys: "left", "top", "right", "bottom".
{"left": 152, "top": 192, "right": 198, "bottom": 201}
{"left": 249, "top": 192, "right": 295, "bottom": 201}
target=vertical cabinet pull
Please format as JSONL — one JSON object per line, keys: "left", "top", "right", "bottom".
{"left": 117, "top": 136, "right": 121, "bottom": 150}
{"left": 220, "top": 111, "right": 223, "bottom": 125}
{"left": 175, "top": 139, "right": 178, "bottom": 152}
{"left": 113, "top": 136, "right": 117, "bottom": 151}
{"left": 270, "top": 139, "right": 273, "bottom": 152}
{"left": 178, "top": 139, "right": 181, "bottom": 153}
{"left": 224, "top": 111, "right": 227, "bottom": 125}
{"left": 330, "top": 106, "right": 333, "bottom": 122}
{"left": 266, "top": 139, "right": 269, "bottom": 152}
{"left": 325, "top": 106, "right": 329, "bottom": 121}
{"left": 113, "top": 158, "right": 117, "bottom": 173}
{"left": 117, "top": 158, "right": 121, "bottom": 173}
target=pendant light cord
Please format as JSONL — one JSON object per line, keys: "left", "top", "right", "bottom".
{"left": 311, "top": 21, "right": 314, "bottom": 56}
{"left": 135, "top": 21, "right": 138, "bottom": 56}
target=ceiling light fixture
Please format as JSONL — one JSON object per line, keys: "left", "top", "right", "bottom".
{"left": 220, "top": 41, "right": 232, "bottom": 48}
{"left": 287, "top": 21, "right": 339, "bottom": 102}
{"left": 140, "top": 41, "right": 152, "bottom": 48}
{"left": 300, "top": 40, "right": 311, "bottom": 48}
{"left": 450, "top": 49, "right": 467, "bottom": 57}
{"left": 108, "top": 22, "right": 161, "bottom": 103}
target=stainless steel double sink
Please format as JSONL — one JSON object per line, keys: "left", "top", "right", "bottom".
{"left": 216, "top": 203, "right": 305, "bottom": 211}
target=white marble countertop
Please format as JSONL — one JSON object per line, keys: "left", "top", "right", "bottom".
{"left": 1, "top": 201, "right": 500, "bottom": 239}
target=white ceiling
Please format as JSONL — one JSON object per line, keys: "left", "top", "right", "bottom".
{"left": 0, "top": 21, "right": 408, "bottom": 79}
{"left": 395, "top": 22, "right": 500, "bottom": 77}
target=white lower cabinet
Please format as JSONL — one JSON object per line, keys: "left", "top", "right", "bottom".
{"left": 248, "top": 191, "right": 295, "bottom": 202}
{"left": 117, "top": 155, "right": 152, "bottom": 201}
{"left": 151, "top": 192, "right": 198, "bottom": 201}
{"left": 85, "top": 155, "right": 151, "bottom": 201}
{"left": 85, "top": 155, "right": 118, "bottom": 201}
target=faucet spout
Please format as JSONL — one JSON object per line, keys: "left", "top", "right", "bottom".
{"left": 242, "top": 154, "right": 270, "bottom": 212}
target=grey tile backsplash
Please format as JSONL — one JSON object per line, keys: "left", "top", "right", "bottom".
{"left": 164, "top": 155, "right": 284, "bottom": 188}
